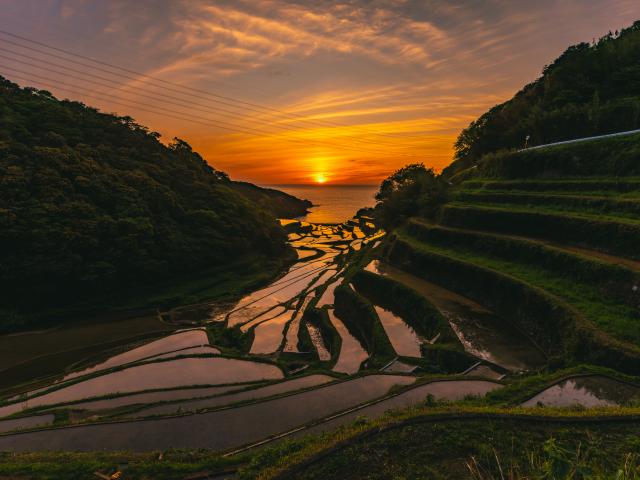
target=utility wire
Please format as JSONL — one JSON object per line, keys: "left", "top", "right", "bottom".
{"left": 0, "top": 47, "right": 421, "bottom": 150}
{"left": 1, "top": 67, "right": 419, "bottom": 157}
{"left": 0, "top": 29, "right": 426, "bottom": 141}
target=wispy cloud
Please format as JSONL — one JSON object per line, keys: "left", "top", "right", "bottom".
{"left": 2, "top": 0, "right": 638, "bottom": 183}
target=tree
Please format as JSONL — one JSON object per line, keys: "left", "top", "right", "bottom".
{"left": 374, "top": 163, "right": 449, "bottom": 229}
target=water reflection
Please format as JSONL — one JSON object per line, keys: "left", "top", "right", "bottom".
{"left": 365, "top": 261, "right": 546, "bottom": 371}
{"left": 328, "top": 310, "right": 368, "bottom": 374}
{"left": 0, "top": 358, "right": 283, "bottom": 417}
{"left": 250, "top": 310, "right": 294, "bottom": 354}
{"left": 372, "top": 306, "right": 422, "bottom": 358}
{"left": 522, "top": 375, "right": 640, "bottom": 407}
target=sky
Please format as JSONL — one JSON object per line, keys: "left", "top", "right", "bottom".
{"left": 1, "top": 1, "right": 639, "bottom": 185}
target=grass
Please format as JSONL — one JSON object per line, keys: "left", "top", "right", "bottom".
{"left": 448, "top": 202, "right": 640, "bottom": 226}
{"left": 460, "top": 177, "right": 640, "bottom": 195}
{"left": 439, "top": 204, "right": 640, "bottom": 262}
{"left": 397, "top": 229, "right": 640, "bottom": 346}
{"left": 238, "top": 406, "right": 640, "bottom": 480}
{"left": 4, "top": 410, "right": 640, "bottom": 479}
{"left": 0, "top": 449, "right": 246, "bottom": 480}
{"left": 405, "top": 219, "right": 640, "bottom": 306}
{"left": 454, "top": 191, "right": 640, "bottom": 220}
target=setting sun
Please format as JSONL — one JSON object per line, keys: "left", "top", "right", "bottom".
{"left": 315, "top": 174, "right": 327, "bottom": 184}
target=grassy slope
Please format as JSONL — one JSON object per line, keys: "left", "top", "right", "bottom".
{"left": 397, "top": 229, "right": 639, "bottom": 345}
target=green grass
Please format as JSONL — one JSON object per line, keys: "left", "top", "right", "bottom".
{"left": 459, "top": 188, "right": 640, "bottom": 200}
{"left": 439, "top": 203, "right": 640, "bottom": 261}
{"left": 397, "top": 229, "right": 640, "bottom": 346}
{"left": 448, "top": 201, "right": 640, "bottom": 226}
{"left": 238, "top": 406, "right": 640, "bottom": 480}
{"left": 454, "top": 191, "right": 640, "bottom": 220}
{"left": 0, "top": 449, "right": 245, "bottom": 480}
{"left": 405, "top": 219, "right": 640, "bottom": 306}
{"left": 460, "top": 177, "right": 640, "bottom": 194}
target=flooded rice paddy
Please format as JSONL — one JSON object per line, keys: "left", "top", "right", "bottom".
{"left": 249, "top": 310, "right": 294, "bottom": 354}
{"left": 58, "top": 384, "right": 255, "bottom": 412}
{"left": 365, "top": 260, "right": 546, "bottom": 372}
{"left": 0, "top": 414, "right": 54, "bottom": 434}
{"left": 328, "top": 310, "right": 369, "bottom": 374}
{"left": 59, "top": 329, "right": 211, "bottom": 382}
{"left": 372, "top": 305, "right": 423, "bottom": 357}
{"left": 522, "top": 375, "right": 640, "bottom": 407}
{"left": 317, "top": 277, "right": 341, "bottom": 307}
{"left": 0, "top": 218, "right": 396, "bottom": 450}
{"left": 129, "top": 374, "right": 335, "bottom": 418}
{"left": 0, "top": 357, "right": 283, "bottom": 418}
{"left": 0, "top": 375, "right": 413, "bottom": 452}
{"left": 283, "top": 294, "right": 316, "bottom": 353}
{"left": 300, "top": 379, "right": 502, "bottom": 440}
{"left": 9, "top": 214, "right": 626, "bottom": 454}
{"left": 306, "top": 323, "right": 332, "bottom": 361}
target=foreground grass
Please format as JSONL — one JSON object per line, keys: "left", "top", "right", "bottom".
{"left": 1, "top": 366, "right": 638, "bottom": 479}
{"left": 239, "top": 407, "right": 640, "bottom": 480}
{"left": 0, "top": 449, "right": 245, "bottom": 480}
{"left": 3, "top": 406, "right": 639, "bottom": 480}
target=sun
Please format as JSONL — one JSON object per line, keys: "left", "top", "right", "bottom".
{"left": 315, "top": 173, "right": 327, "bottom": 184}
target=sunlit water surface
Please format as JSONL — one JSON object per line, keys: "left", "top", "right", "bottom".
{"left": 269, "top": 184, "right": 378, "bottom": 223}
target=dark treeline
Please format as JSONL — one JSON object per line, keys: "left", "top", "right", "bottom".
{"left": 0, "top": 76, "right": 288, "bottom": 326}
{"left": 445, "top": 21, "right": 640, "bottom": 177}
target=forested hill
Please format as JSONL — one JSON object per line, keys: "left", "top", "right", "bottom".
{"left": 0, "top": 76, "right": 293, "bottom": 328}
{"left": 444, "top": 20, "right": 640, "bottom": 178}
{"left": 231, "top": 181, "right": 312, "bottom": 218}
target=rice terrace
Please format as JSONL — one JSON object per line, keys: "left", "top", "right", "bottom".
{"left": 1, "top": 2, "right": 640, "bottom": 479}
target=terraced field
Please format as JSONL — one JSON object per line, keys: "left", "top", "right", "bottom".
{"left": 376, "top": 141, "right": 640, "bottom": 378}
{"left": 5, "top": 216, "right": 494, "bottom": 455}
{"left": 3, "top": 141, "right": 640, "bottom": 478}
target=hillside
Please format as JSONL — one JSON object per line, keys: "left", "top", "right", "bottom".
{"left": 239, "top": 21, "right": 640, "bottom": 477}
{"left": 0, "top": 76, "right": 296, "bottom": 331}
{"left": 231, "top": 181, "right": 312, "bottom": 218}
{"left": 445, "top": 20, "right": 640, "bottom": 178}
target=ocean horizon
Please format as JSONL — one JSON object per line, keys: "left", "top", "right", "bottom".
{"left": 266, "top": 184, "right": 379, "bottom": 223}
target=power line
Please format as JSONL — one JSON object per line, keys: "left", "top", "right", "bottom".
{"left": 0, "top": 46, "right": 421, "bottom": 150}
{"left": 1, "top": 68, "right": 419, "bottom": 157}
{"left": 0, "top": 29, "right": 423, "bottom": 141}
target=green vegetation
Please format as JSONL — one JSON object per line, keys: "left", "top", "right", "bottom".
{"left": 0, "top": 449, "right": 244, "bottom": 480}
{"left": 405, "top": 220, "right": 640, "bottom": 308}
{"left": 230, "top": 181, "right": 312, "bottom": 218}
{"left": 373, "top": 163, "right": 449, "bottom": 229}
{"left": 333, "top": 284, "right": 396, "bottom": 365}
{"left": 0, "top": 76, "right": 298, "bottom": 332}
{"left": 351, "top": 269, "right": 454, "bottom": 341}
{"left": 440, "top": 203, "right": 640, "bottom": 261}
{"left": 445, "top": 21, "right": 640, "bottom": 178}
{"left": 239, "top": 406, "right": 640, "bottom": 480}
{"left": 4, "top": 19, "right": 640, "bottom": 480}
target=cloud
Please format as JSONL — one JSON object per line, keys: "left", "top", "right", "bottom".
{"left": 3, "top": 0, "right": 638, "bottom": 184}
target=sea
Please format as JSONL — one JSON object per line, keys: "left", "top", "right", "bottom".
{"left": 268, "top": 184, "right": 379, "bottom": 224}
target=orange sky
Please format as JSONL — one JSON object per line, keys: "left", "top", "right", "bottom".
{"left": 1, "top": 0, "right": 639, "bottom": 184}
